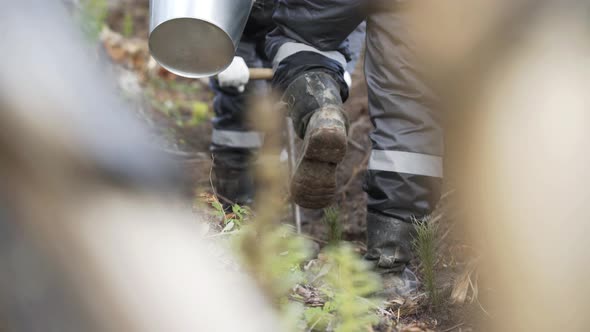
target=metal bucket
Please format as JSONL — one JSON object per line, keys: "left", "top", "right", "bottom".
{"left": 149, "top": 0, "right": 253, "bottom": 78}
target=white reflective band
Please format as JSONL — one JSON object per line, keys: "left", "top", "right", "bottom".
{"left": 273, "top": 42, "right": 347, "bottom": 70}
{"left": 211, "top": 130, "right": 264, "bottom": 149}
{"left": 368, "top": 150, "right": 443, "bottom": 178}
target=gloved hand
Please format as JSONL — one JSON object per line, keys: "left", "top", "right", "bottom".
{"left": 344, "top": 71, "right": 352, "bottom": 89}
{"left": 217, "top": 56, "right": 249, "bottom": 93}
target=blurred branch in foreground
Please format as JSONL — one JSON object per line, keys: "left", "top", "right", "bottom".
{"left": 0, "top": 2, "right": 279, "bottom": 331}
{"left": 412, "top": 0, "right": 590, "bottom": 330}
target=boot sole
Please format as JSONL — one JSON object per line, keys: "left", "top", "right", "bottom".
{"left": 291, "top": 124, "right": 347, "bottom": 209}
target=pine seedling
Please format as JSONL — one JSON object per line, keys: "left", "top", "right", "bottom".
{"left": 412, "top": 218, "right": 441, "bottom": 309}
{"left": 322, "top": 206, "right": 343, "bottom": 246}
{"left": 303, "top": 305, "right": 334, "bottom": 331}
{"left": 234, "top": 225, "right": 312, "bottom": 302}
{"left": 322, "top": 244, "right": 381, "bottom": 332}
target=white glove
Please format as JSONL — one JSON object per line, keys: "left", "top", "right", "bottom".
{"left": 344, "top": 71, "right": 352, "bottom": 89}
{"left": 217, "top": 56, "right": 249, "bottom": 93}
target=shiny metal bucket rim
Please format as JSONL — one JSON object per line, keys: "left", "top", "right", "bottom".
{"left": 149, "top": 17, "right": 235, "bottom": 78}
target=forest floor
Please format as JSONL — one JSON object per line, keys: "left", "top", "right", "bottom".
{"left": 97, "top": 1, "right": 488, "bottom": 330}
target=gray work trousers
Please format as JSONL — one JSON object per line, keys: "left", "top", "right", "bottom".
{"left": 267, "top": 1, "right": 443, "bottom": 221}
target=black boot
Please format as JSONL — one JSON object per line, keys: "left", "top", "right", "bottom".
{"left": 365, "top": 211, "right": 419, "bottom": 297}
{"left": 211, "top": 153, "right": 255, "bottom": 209}
{"left": 282, "top": 72, "right": 348, "bottom": 209}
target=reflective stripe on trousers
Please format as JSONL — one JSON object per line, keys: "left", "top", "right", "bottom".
{"left": 368, "top": 150, "right": 443, "bottom": 178}
{"left": 211, "top": 129, "right": 264, "bottom": 149}
{"left": 273, "top": 42, "right": 347, "bottom": 70}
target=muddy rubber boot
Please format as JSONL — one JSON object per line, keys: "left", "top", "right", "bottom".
{"left": 211, "top": 156, "right": 255, "bottom": 210}
{"left": 365, "top": 212, "right": 419, "bottom": 297}
{"left": 282, "top": 72, "right": 348, "bottom": 209}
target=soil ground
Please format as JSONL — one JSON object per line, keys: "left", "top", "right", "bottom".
{"left": 100, "top": 2, "right": 487, "bottom": 330}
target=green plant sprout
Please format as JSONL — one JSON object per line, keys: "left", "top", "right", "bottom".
{"left": 413, "top": 218, "right": 441, "bottom": 309}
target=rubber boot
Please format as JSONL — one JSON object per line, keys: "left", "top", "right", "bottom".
{"left": 282, "top": 72, "right": 348, "bottom": 209}
{"left": 211, "top": 154, "right": 255, "bottom": 210}
{"left": 365, "top": 211, "right": 419, "bottom": 297}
